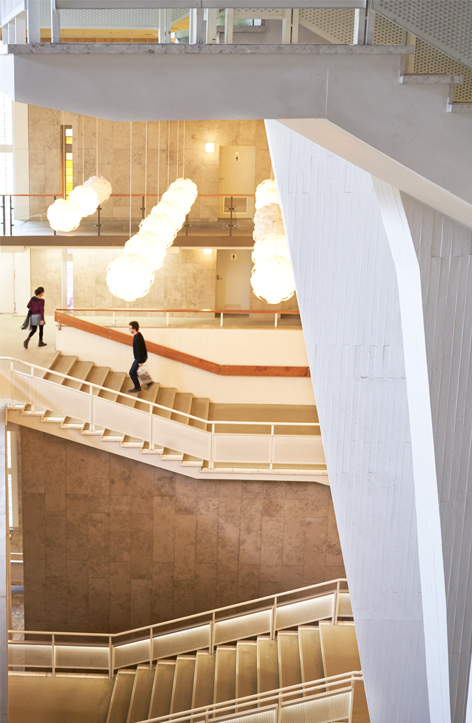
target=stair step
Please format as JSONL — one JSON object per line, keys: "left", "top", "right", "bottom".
{"left": 82, "top": 365, "right": 111, "bottom": 394}
{"left": 102, "top": 429, "right": 125, "bottom": 443}
{"left": 181, "top": 397, "right": 211, "bottom": 466}
{"left": 141, "top": 441, "right": 163, "bottom": 455}
{"left": 106, "top": 670, "right": 135, "bottom": 723}
{"left": 161, "top": 450, "right": 184, "bottom": 461}
{"left": 117, "top": 378, "right": 138, "bottom": 408}
{"left": 149, "top": 661, "right": 176, "bottom": 719}
{"left": 181, "top": 454, "right": 204, "bottom": 467}
{"left": 41, "top": 410, "right": 65, "bottom": 424}
{"left": 20, "top": 403, "right": 45, "bottom": 417}
{"left": 61, "top": 360, "right": 94, "bottom": 389}
{"left": 162, "top": 392, "right": 194, "bottom": 460}
{"left": 127, "top": 666, "right": 154, "bottom": 723}
{"left": 135, "top": 382, "right": 160, "bottom": 412}
{"left": 39, "top": 350, "right": 61, "bottom": 378}
{"left": 236, "top": 641, "right": 257, "bottom": 700}
{"left": 214, "top": 646, "right": 236, "bottom": 705}
{"left": 62, "top": 417, "right": 85, "bottom": 430}
{"left": 400, "top": 73, "right": 463, "bottom": 84}
{"left": 43, "top": 354, "right": 78, "bottom": 382}
{"left": 278, "top": 632, "right": 302, "bottom": 700}
{"left": 299, "top": 627, "right": 324, "bottom": 688}
{"left": 81, "top": 422, "right": 105, "bottom": 436}
{"left": 449, "top": 103, "right": 472, "bottom": 113}
{"left": 122, "top": 436, "right": 144, "bottom": 448}
{"left": 170, "top": 656, "right": 196, "bottom": 714}
{"left": 257, "top": 638, "right": 279, "bottom": 694}
{"left": 192, "top": 651, "right": 215, "bottom": 710}
{"left": 153, "top": 387, "right": 177, "bottom": 419}
{"left": 99, "top": 372, "right": 127, "bottom": 401}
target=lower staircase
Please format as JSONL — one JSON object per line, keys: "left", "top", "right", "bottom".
{"left": 4, "top": 351, "right": 326, "bottom": 480}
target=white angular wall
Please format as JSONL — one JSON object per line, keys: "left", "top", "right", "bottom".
{"left": 265, "top": 121, "right": 451, "bottom": 723}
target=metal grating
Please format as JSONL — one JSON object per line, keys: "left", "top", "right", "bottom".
{"left": 276, "top": 595, "right": 334, "bottom": 630}
{"left": 373, "top": 0, "right": 472, "bottom": 69}
{"left": 153, "top": 624, "right": 210, "bottom": 660}
{"left": 299, "top": 8, "right": 354, "bottom": 44}
{"left": 216, "top": 711, "right": 277, "bottom": 723}
{"left": 39, "top": 0, "right": 187, "bottom": 29}
{"left": 281, "top": 692, "right": 351, "bottom": 723}
{"left": 114, "top": 638, "right": 150, "bottom": 669}
{"left": 372, "top": 13, "right": 404, "bottom": 45}
{"left": 413, "top": 38, "right": 472, "bottom": 103}
{"left": 0, "top": 0, "right": 23, "bottom": 24}
{"left": 8, "top": 643, "right": 52, "bottom": 668}
{"left": 214, "top": 610, "right": 271, "bottom": 645}
{"left": 55, "top": 644, "right": 109, "bottom": 669}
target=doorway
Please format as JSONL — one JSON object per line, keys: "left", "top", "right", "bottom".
{"left": 217, "top": 145, "right": 255, "bottom": 220}
{"left": 216, "top": 249, "right": 252, "bottom": 311}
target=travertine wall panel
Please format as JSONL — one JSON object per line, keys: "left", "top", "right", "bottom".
{"left": 30, "top": 248, "right": 63, "bottom": 318}
{"left": 20, "top": 428, "right": 344, "bottom": 634}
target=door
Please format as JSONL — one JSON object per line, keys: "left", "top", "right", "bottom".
{"left": 217, "top": 146, "right": 255, "bottom": 219}
{"left": 216, "top": 249, "right": 252, "bottom": 311}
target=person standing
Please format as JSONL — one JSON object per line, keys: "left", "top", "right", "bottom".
{"left": 23, "top": 287, "right": 47, "bottom": 349}
{"left": 128, "top": 321, "right": 153, "bottom": 393}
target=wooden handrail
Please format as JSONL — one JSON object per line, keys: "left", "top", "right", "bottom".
{"left": 55, "top": 311, "right": 310, "bottom": 378}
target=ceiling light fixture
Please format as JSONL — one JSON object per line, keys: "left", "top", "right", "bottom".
{"left": 106, "top": 253, "right": 155, "bottom": 302}
{"left": 205, "top": 143, "right": 215, "bottom": 153}
{"left": 47, "top": 198, "right": 82, "bottom": 233}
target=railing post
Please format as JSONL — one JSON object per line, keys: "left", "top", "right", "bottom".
{"left": 9, "top": 196, "right": 13, "bottom": 235}
{"left": 26, "top": 0, "right": 41, "bottom": 43}
{"left": 210, "top": 423, "right": 215, "bottom": 470}
{"left": 269, "top": 425, "right": 274, "bottom": 471}
{"left": 274, "top": 313, "right": 278, "bottom": 328}
{"left": 166, "top": 311, "right": 169, "bottom": 326}
{"left": 89, "top": 384, "right": 95, "bottom": 431}
{"left": 53, "top": 195, "right": 57, "bottom": 236}
{"left": 109, "top": 636, "right": 114, "bottom": 679}
{"left": 149, "top": 627, "right": 153, "bottom": 669}
{"left": 112, "top": 311, "right": 116, "bottom": 326}
{"left": 270, "top": 597, "right": 277, "bottom": 640}
{"left": 52, "top": 634, "right": 56, "bottom": 676}
{"left": 95, "top": 204, "right": 102, "bottom": 236}
{"left": 333, "top": 580, "right": 340, "bottom": 625}
{"left": 2, "top": 195, "right": 5, "bottom": 236}
{"left": 220, "top": 312, "right": 223, "bottom": 327}
{"left": 209, "top": 611, "right": 216, "bottom": 654}
{"left": 141, "top": 195, "right": 146, "bottom": 220}
{"left": 228, "top": 196, "right": 234, "bottom": 236}
{"left": 30, "top": 367, "right": 35, "bottom": 412}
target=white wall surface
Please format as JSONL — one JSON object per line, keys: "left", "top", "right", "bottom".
{"left": 56, "top": 326, "right": 315, "bottom": 405}
{"left": 0, "top": 248, "right": 30, "bottom": 314}
{"left": 266, "top": 121, "right": 451, "bottom": 722}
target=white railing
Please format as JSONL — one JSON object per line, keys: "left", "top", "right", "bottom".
{"left": 142, "top": 672, "right": 362, "bottom": 723}
{"left": 57, "top": 307, "right": 301, "bottom": 329}
{"left": 0, "top": 357, "right": 325, "bottom": 469}
{"left": 8, "top": 579, "right": 351, "bottom": 677}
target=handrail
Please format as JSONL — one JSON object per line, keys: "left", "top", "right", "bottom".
{"left": 2, "top": 356, "right": 319, "bottom": 428}
{"left": 55, "top": 311, "right": 311, "bottom": 378}
{"left": 56, "top": 308, "right": 301, "bottom": 314}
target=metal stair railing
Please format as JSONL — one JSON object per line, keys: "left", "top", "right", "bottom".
{"left": 0, "top": 357, "right": 324, "bottom": 469}
{"left": 140, "top": 672, "right": 363, "bottom": 723}
{"left": 8, "top": 579, "right": 352, "bottom": 676}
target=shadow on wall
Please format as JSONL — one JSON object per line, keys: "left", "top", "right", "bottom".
{"left": 19, "top": 427, "right": 344, "bottom": 634}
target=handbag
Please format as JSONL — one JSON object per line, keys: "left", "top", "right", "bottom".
{"left": 31, "top": 313, "right": 43, "bottom": 326}
{"left": 137, "top": 365, "right": 153, "bottom": 385}
{"left": 20, "top": 310, "right": 31, "bottom": 330}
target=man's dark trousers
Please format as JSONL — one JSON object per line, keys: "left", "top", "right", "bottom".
{"left": 129, "top": 360, "right": 141, "bottom": 390}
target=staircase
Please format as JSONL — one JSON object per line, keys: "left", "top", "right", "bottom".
{"left": 2, "top": 352, "right": 326, "bottom": 481}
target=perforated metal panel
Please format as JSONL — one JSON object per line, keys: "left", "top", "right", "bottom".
{"left": 299, "top": 8, "right": 354, "bottom": 44}
{"left": 0, "top": 0, "right": 23, "bottom": 25}
{"left": 8, "top": 643, "right": 52, "bottom": 667}
{"left": 114, "top": 638, "right": 150, "bottom": 668}
{"left": 276, "top": 595, "right": 334, "bottom": 630}
{"left": 39, "top": 0, "right": 187, "bottom": 29}
{"left": 373, "top": 0, "right": 472, "bottom": 69}
{"left": 153, "top": 625, "right": 210, "bottom": 659}
{"left": 214, "top": 610, "right": 271, "bottom": 645}
{"left": 281, "top": 692, "right": 351, "bottom": 723}
{"left": 413, "top": 38, "right": 472, "bottom": 102}
{"left": 372, "top": 13, "right": 404, "bottom": 45}
{"left": 234, "top": 8, "right": 283, "bottom": 19}
{"left": 55, "top": 644, "right": 109, "bottom": 669}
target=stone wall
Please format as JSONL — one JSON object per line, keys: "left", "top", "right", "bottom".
{"left": 20, "top": 427, "right": 344, "bottom": 634}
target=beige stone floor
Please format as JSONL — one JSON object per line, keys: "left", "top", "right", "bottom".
{"left": 0, "top": 314, "right": 58, "bottom": 370}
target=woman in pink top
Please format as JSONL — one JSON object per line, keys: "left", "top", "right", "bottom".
{"left": 24, "top": 287, "right": 47, "bottom": 348}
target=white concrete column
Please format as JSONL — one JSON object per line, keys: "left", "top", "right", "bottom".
{"left": 224, "top": 9, "right": 233, "bottom": 44}
{"left": 189, "top": 9, "right": 205, "bottom": 44}
{"left": 205, "top": 9, "right": 218, "bottom": 44}
{"left": 158, "top": 9, "right": 171, "bottom": 43}
{"left": 25, "top": 0, "right": 40, "bottom": 43}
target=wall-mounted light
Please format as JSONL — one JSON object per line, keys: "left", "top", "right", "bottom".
{"left": 203, "top": 248, "right": 213, "bottom": 255}
{"left": 205, "top": 143, "right": 215, "bottom": 153}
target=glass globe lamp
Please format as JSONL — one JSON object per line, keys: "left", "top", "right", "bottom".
{"left": 106, "top": 253, "right": 155, "bottom": 302}
{"left": 84, "top": 175, "right": 112, "bottom": 205}
{"left": 69, "top": 185, "right": 99, "bottom": 216}
{"left": 250, "top": 255, "right": 296, "bottom": 304}
{"left": 254, "top": 203, "right": 285, "bottom": 241}
{"left": 255, "top": 179, "right": 279, "bottom": 211}
{"left": 124, "top": 231, "right": 167, "bottom": 272}
{"left": 47, "top": 198, "right": 82, "bottom": 233}
{"left": 140, "top": 212, "right": 177, "bottom": 248}
{"left": 155, "top": 199, "right": 186, "bottom": 230}
{"left": 252, "top": 233, "right": 290, "bottom": 265}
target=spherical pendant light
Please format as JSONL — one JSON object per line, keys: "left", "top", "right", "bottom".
{"left": 255, "top": 179, "right": 279, "bottom": 211}
{"left": 164, "top": 178, "right": 198, "bottom": 214}
{"left": 155, "top": 199, "right": 186, "bottom": 230}
{"left": 250, "top": 255, "right": 296, "bottom": 305}
{"left": 124, "top": 231, "right": 167, "bottom": 272}
{"left": 106, "top": 253, "right": 155, "bottom": 302}
{"left": 254, "top": 203, "right": 285, "bottom": 241}
{"left": 252, "top": 233, "right": 290, "bottom": 265}
{"left": 69, "top": 184, "right": 99, "bottom": 216}
{"left": 47, "top": 198, "right": 82, "bottom": 233}
{"left": 140, "top": 212, "right": 177, "bottom": 248}
{"left": 83, "top": 175, "right": 112, "bottom": 205}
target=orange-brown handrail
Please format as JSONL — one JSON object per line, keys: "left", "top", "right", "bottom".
{"left": 56, "top": 307, "right": 300, "bottom": 314}
{"left": 55, "top": 310, "right": 310, "bottom": 378}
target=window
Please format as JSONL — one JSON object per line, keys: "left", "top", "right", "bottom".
{"left": 63, "top": 125, "right": 74, "bottom": 198}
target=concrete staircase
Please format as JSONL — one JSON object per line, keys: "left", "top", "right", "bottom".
{"left": 6, "top": 351, "right": 324, "bottom": 480}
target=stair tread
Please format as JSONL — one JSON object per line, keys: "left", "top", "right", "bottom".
{"left": 181, "top": 454, "right": 204, "bottom": 467}
{"left": 278, "top": 632, "right": 302, "bottom": 697}
{"left": 154, "top": 387, "right": 177, "bottom": 419}
{"left": 62, "top": 360, "right": 94, "bottom": 389}
{"left": 192, "top": 651, "right": 216, "bottom": 710}
{"left": 214, "top": 647, "right": 237, "bottom": 705}
{"left": 83, "top": 365, "right": 111, "bottom": 393}
{"left": 299, "top": 628, "right": 324, "bottom": 686}
{"left": 102, "top": 429, "right": 124, "bottom": 442}
{"left": 122, "top": 436, "right": 143, "bottom": 447}
{"left": 127, "top": 667, "right": 154, "bottom": 723}
{"left": 257, "top": 638, "right": 279, "bottom": 694}
{"left": 99, "top": 372, "right": 127, "bottom": 400}
{"left": 107, "top": 671, "right": 135, "bottom": 723}
{"left": 149, "top": 661, "right": 176, "bottom": 719}
{"left": 189, "top": 397, "right": 210, "bottom": 431}
{"left": 135, "top": 382, "right": 160, "bottom": 412}
{"left": 170, "top": 657, "right": 196, "bottom": 714}
{"left": 171, "top": 392, "right": 193, "bottom": 425}
{"left": 43, "top": 354, "right": 77, "bottom": 382}
{"left": 117, "top": 378, "right": 138, "bottom": 408}
{"left": 236, "top": 642, "right": 257, "bottom": 700}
